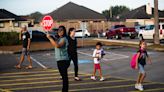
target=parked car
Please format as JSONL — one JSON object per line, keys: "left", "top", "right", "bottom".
{"left": 50, "top": 28, "right": 59, "bottom": 39}
{"left": 75, "top": 29, "right": 90, "bottom": 37}
{"left": 138, "top": 23, "right": 164, "bottom": 40}
{"left": 31, "top": 28, "right": 60, "bottom": 42}
{"left": 135, "top": 26, "right": 146, "bottom": 33}
{"left": 31, "top": 30, "right": 48, "bottom": 42}
{"left": 106, "top": 25, "right": 137, "bottom": 39}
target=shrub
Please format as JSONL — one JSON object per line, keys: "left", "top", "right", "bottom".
{"left": 0, "top": 32, "right": 22, "bottom": 46}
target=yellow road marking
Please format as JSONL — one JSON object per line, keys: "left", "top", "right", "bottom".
{"left": 112, "top": 75, "right": 164, "bottom": 85}
{"left": 67, "top": 83, "right": 155, "bottom": 92}
{"left": 0, "top": 72, "right": 64, "bottom": 79}
{"left": 8, "top": 76, "right": 121, "bottom": 91}
{"left": 0, "top": 73, "right": 90, "bottom": 83}
{"left": 129, "top": 88, "right": 164, "bottom": 92}
{"left": 0, "top": 69, "right": 58, "bottom": 75}
{"left": 0, "top": 88, "right": 13, "bottom": 92}
{"left": 0, "top": 70, "right": 91, "bottom": 82}
{"left": 0, "top": 74, "right": 91, "bottom": 87}
{"left": 0, "top": 76, "right": 57, "bottom": 83}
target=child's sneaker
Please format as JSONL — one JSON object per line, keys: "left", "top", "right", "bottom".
{"left": 91, "top": 76, "right": 96, "bottom": 80}
{"left": 137, "top": 84, "right": 144, "bottom": 91}
{"left": 135, "top": 84, "right": 138, "bottom": 89}
{"left": 100, "top": 77, "right": 105, "bottom": 81}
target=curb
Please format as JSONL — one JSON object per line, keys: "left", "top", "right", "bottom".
{"left": 0, "top": 48, "right": 54, "bottom": 54}
{"left": 94, "top": 38, "right": 153, "bottom": 46}
{"left": 93, "top": 38, "right": 164, "bottom": 52}
{"left": 0, "top": 46, "right": 94, "bottom": 54}
{"left": 0, "top": 51, "right": 14, "bottom": 54}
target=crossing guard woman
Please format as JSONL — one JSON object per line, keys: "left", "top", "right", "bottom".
{"left": 47, "top": 26, "right": 70, "bottom": 92}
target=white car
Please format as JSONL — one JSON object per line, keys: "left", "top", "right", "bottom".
{"left": 138, "top": 23, "right": 164, "bottom": 40}
{"left": 135, "top": 26, "right": 146, "bottom": 33}
{"left": 75, "top": 29, "right": 90, "bottom": 37}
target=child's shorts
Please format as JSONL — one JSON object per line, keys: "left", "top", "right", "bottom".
{"left": 138, "top": 64, "right": 145, "bottom": 74}
{"left": 94, "top": 64, "right": 101, "bottom": 69}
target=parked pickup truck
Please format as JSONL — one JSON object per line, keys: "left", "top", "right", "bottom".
{"left": 106, "top": 25, "right": 137, "bottom": 39}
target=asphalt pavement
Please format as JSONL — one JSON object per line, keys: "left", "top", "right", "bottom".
{"left": 0, "top": 46, "right": 164, "bottom": 92}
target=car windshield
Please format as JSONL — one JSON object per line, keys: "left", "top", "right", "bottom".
{"left": 76, "top": 30, "right": 83, "bottom": 32}
{"left": 111, "top": 25, "right": 125, "bottom": 29}
{"left": 140, "top": 26, "right": 145, "bottom": 29}
{"left": 145, "top": 25, "right": 154, "bottom": 30}
{"left": 32, "top": 31, "right": 45, "bottom": 35}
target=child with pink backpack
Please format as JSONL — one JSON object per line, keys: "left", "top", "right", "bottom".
{"left": 130, "top": 40, "right": 152, "bottom": 91}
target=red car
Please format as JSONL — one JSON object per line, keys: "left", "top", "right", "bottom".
{"left": 106, "top": 25, "right": 137, "bottom": 39}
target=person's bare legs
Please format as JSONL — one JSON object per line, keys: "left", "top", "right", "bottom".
{"left": 92, "top": 68, "right": 96, "bottom": 76}
{"left": 26, "top": 55, "right": 32, "bottom": 69}
{"left": 98, "top": 69, "right": 102, "bottom": 78}
{"left": 91, "top": 67, "right": 97, "bottom": 80}
{"left": 15, "top": 54, "right": 25, "bottom": 68}
{"left": 140, "top": 73, "right": 146, "bottom": 84}
{"left": 136, "top": 73, "right": 142, "bottom": 84}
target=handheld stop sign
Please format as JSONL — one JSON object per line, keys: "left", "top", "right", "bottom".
{"left": 41, "top": 15, "right": 54, "bottom": 31}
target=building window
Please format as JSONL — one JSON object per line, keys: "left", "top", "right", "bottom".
{"left": 0, "top": 23, "right": 4, "bottom": 28}
{"left": 14, "top": 22, "right": 19, "bottom": 27}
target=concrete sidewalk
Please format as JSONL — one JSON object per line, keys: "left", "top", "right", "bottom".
{"left": 0, "top": 39, "right": 99, "bottom": 54}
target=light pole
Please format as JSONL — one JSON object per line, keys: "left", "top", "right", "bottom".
{"left": 154, "top": 0, "right": 160, "bottom": 45}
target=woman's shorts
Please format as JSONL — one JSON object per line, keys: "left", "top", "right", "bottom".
{"left": 138, "top": 64, "right": 145, "bottom": 74}
{"left": 94, "top": 64, "right": 101, "bottom": 69}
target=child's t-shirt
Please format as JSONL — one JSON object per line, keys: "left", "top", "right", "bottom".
{"left": 137, "top": 49, "right": 148, "bottom": 66}
{"left": 93, "top": 49, "right": 102, "bottom": 64}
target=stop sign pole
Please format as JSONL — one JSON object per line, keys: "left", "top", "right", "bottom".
{"left": 41, "top": 15, "right": 54, "bottom": 32}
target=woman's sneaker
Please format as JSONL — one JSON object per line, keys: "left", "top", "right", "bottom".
{"left": 91, "top": 76, "right": 96, "bottom": 80}
{"left": 100, "top": 77, "right": 105, "bottom": 81}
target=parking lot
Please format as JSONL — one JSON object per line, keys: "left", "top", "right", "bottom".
{"left": 0, "top": 45, "right": 164, "bottom": 92}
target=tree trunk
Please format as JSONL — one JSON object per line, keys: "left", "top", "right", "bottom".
{"left": 154, "top": 0, "right": 160, "bottom": 45}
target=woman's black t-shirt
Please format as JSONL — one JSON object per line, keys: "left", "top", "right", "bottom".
{"left": 67, "top": 36, "right": 77, "bottom": 55}
{"left": 137, "top": 49, "right": 148, "bottom": 66}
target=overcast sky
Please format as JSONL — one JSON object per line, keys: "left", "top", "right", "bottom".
{"left": 0, "top": 0, "right": 164, "bottom": 15}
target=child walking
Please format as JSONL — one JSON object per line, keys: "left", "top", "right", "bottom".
{"left": 91, "top": 42, "right": 105, "bottom": 81}
{"left": 135, "top": 40, "right": 152, "bottom": 91}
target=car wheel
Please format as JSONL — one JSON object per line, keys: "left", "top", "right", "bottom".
{"left": 116, "top": 35, "right": 121, "bottom": 39}
{"left": 85, "top": 34, "right": 88, "bottom": 38}
{"left": 130, "top": 34, "right": 136, "bottom": 39}
{"left": 139, "top": 34, "right": 143, "bottom": 40}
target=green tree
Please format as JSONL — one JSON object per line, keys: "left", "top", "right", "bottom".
{"left": 111, "top": 5, "right": 130, "bottom": 17}
{"left": 102, "top": 10, "right": 110, "bottom": 20}
{"left": 102, "top": 5, "right": 130, "bottom": 20}
{"left": 29, "top": 11, "right": 43, "bottom": 23}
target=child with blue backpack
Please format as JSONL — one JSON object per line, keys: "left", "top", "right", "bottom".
{"left": 91, "top": 42, "right": 105, "bottom": 81}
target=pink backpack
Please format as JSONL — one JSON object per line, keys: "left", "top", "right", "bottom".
{"left": 130, "top": 54, "right": 137, "bottom": 69}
